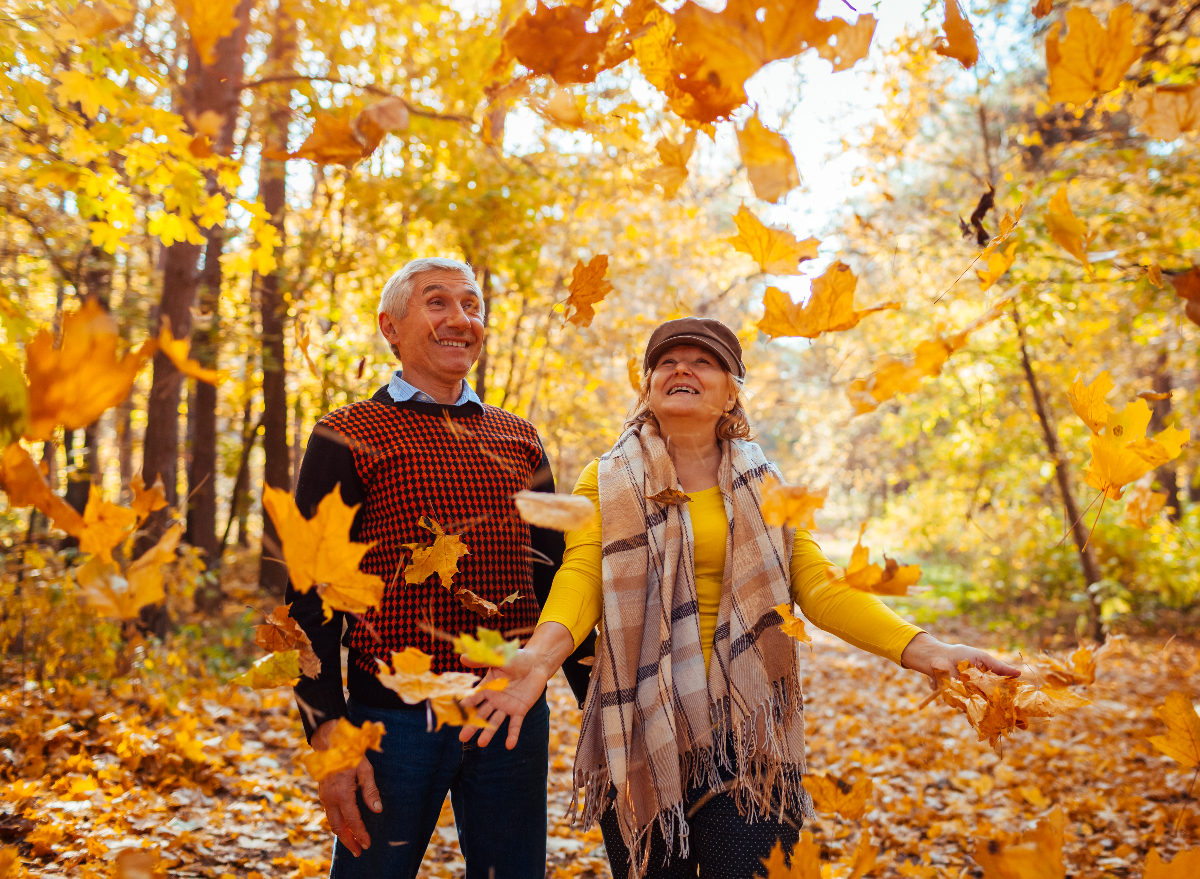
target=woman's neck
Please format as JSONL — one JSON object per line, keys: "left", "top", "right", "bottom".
{"left": 659, "top": 416, "right": 721, "bottom": 492}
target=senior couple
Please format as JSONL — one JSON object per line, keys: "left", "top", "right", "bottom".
{"left": 288, "top": 257, "right": 1017, "bottom": 879}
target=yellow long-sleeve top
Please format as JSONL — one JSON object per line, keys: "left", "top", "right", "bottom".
{"left": 539, "top": 460, "right": 923, "bottom": 670}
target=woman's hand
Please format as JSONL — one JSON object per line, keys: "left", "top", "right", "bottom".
{"left": 901, "top": 632, "right": 1021, "bottom": 689}
{"left": 458, "top": 621, "right": 576, "bottom": 749}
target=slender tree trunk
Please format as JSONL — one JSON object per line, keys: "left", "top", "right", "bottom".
{"left": 474, "top": 266, "right": 492, "bottom": 400}
{"left": 1012, "top": 304, "right": 1104, "bottom": 640}
{"left": 257, "top": 0, "right": 297, "bottom": 595}
{"left": 117, "top": 394, "right": 133, "bottom": 503}
{"left": 1146, "top": 349, "right": 1181, "bottom": 522}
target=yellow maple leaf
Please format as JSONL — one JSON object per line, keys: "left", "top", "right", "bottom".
{"left": 158, "top": 320, "right": 221, "bottom": 385}
{"left": 1084, "top": 399, "right": 1190, "bottom": 499}
{"left": 301, "top": 718, "right": 385, "bottom": 781}
{"left": 934, "top": 0, "right": 978, "bottom": 69}
{"left": 977, "top": 242, "right": 1017, "bottom": 291}
{"left": 1038, "top": 635, "right": 1124, "bottom": 688}
{"left": 0, "top": 443, "right": 85, "bottom": 538}
{"left": 0, "top": 353, "right": 30, "bottom": 447}
{"left": 758, "top": 262, "right": 900, "bottom": 340}
{"left": 848, "top": 833, "right": 878, "bottom": 879}
{"left": 726, "top": 206, "right": 819, "bottom": 275}
{"left": 512, "top": 490, "right": 595, "bottom": 532}
{"left": 502, "top": 2, "right": 613, "bottom": 85}
{"left": 1044, "top": 185, "right": 1094, "bottom": 270}
{"left": 255, "top": 604, "right": 321, "bottom": 678}
{"left": 1046, "top": 3, "right": 1142, "bottom": 106}
{"left": 640, "top": 130, "right": 698, "bottom": 199}
{"left": 1068, "top": 370, "right": 1114, "bottom": 434}
{"left": 130, "top": 472, "right": 168, "bottom": 523}
{"left": 805, "top": 773, "right": 874, "bottom": 821}
{"left": 80, "top": 485, "right": 138, "bottom": 563}
{"left": 61, "top": 1, "right": 131, "bottom": 40}
{"left": 972, "top": 806, "right": 1066, "bottom": 879}
{"left": 1144, "top": 845, "right": 1200, "bottom": 879}
{"left": 375, "top": 647, "right": 508, "bottom": 730}
{"left": 759, "top": 832, "right": 822, "bottom": 879}
{"left": 774, "top": 603, "right": 811, "bottom": 646}
{"left": 261, "top": 484, "right": 385, "bottom": 620}
{"left": 453, "top": 628, "right": 520, "bottom": 667}
{"left": 172, "top": 0, "right": 242, "bottom": 67}
{"left": 827, "top": 523, "right": 921, "bottom": 596}
{"left": 1123, "top": 485, "right": 1166, "bottom": 529}
{"left": 980, "top": 201, "right": 1025, "bottom": 260}
{"left": 292, "top": 113, "right": 370, "bottom": 167}
{"left": 563, "top": 255, "right": 615, "bottom": 327}
{"left": 125, "top": 522, "right": 182, "bottom": 610}
{"left": 1148, "top": 690, "right": 1200, "bottom": 769}
{"left": 231, "top": 650, "right": 302, "bottom": 689}
{"left": 760, "top": 476, "right": 826, "bottom": 530}
{"left": 402, "top": 516, "right": 470, "bottom": 590}
{"left": 737, "top": 115, "right": 799, "bottom": 204}
{"left": 24, "top": 299, "right": 154, "bottom": 441}
{"left": 1131, "top": 84, "right": 1200, "bottom": 140}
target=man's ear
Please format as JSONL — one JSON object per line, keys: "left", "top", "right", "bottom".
{"left": 379, "top": 312, "right": 398, "bottom": 343}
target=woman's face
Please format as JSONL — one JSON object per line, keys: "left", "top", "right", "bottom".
{"left": 647, "top": 344, "right": 736, "bottom": 427}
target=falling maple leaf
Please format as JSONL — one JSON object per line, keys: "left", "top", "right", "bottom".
{"left": 0, "top": 443, "right": 85, "bottom": 538}
{"left": 848, "top": 833, "right": 878, "bottom": 879}
{"left": 79, "top": 485, "right": 138, "bottom": 563}
{"left": 1131, "top": 84, "right": 1200, "bottom": 140}
{"left": 1079, "top": 395, "right": 1190, "bottom": 500}
{"left": 972, "top": 806, "right": 1065, "bottom": 879}
{"left": 1148, "top": 690, "right": 1200, "bottom": 769}
{"left": 23, "top": 299, "right": 154, "bottom": 441}
{"left": 61, "top": 1, "right": 131, "bottom": 40}
{"left": 1046, "top": 3, "right": 1142, "bottom": 106}
{"left": 261, "top": 484, "right": 385, "bottom": 621}
{"left": 1144, "top": 845, "right": 1200, "bottom": 879}
{"left": 453, "top": 627, "right": 520, "bottom": 667}
{"left": 737, "top": 115, "right": 799, "bottom": 204}
{"left": 980, "top": 201, "right": 1025, "bottom": 260}
{"left": 934, "top": 0, "right": 978, "bottom": 69}
{"left": 1044, "top": 185, "right": 1094, "bottom": 271}
{"left": 300, "top": 717, "right": 385, "bottom": 781}
{"left": 158, "top": 319, "right": 221, "bottom": 385}
{"left": 1167, "top": 268, "right": 1200, "bottom": 327}
{"left": 640, "top": 130, "right": 697, "bottom": 198}
{"left": 454, "top": 587, "right": 520, "bottom": 620}
{"left": 172, "top": 0, "right": 242, "bottom": 67}
{"left": 774, "top": 602, "right": 811, "bottom": 646}
{"left": 255, "top": 605, "right": 321, "bottom": 678}
{"left": 805, "top": 773, "right": 874, "bottom": 821}
{"left": 501, "top": 1, "right": 613, "bottom": 85}
{"left": 130, "top": 472, "right": 168, "bottom": 523}
{"left": 1038, "top": 635, "right": 1124, "bottom": 687}
{"left": 760, "top": 476, "right": 826, "bottom": 530}
{"left": 231, "top": 650, "right": 302, "bottom": 689}
{"left": 1068, "top": 370, "right": 1114, "bottom": 434}
{"left": 1032, "top": 0, "right": 1054, "bottom": 19}
{"left": 352, "top": 96, "right": 410, "bottom": 153}
{"left": 563, "top": 254, "right": 615, "bottom": 327}
{"left": 646, "top": 487, "right": 691, "bottom": 506}
{"left": 402, "top": 516, "right": 470, "bottom": 590}
{"left": 512, "top": 490, "right": 595, "bottom": 531}
{"left": 827, "top": 523, "right": 921, "bottom": 596}
{"left": 124, "top": 522, "right": 182, "bottom": 610}
{"left": 757, "top": 261, "right": 900, "bottom": 340}
{"left": 1123, "top": 484, "right": 1166, "bottom": 529}
{"left": 726, "top": 206, "right": 819, "bottom": 275}
{"left": 375, "top": 647, "right": 508, "bottom": 730}
{"left": 0, "top": 353, "right": 29, "bottom": 447}
{"left": 760, "top": 832, "right": 821, "bottom": 879}
{"left": 292, "top": 113, "right": 371, "bottom": 167}
{"left": 977, "top": 242, "right": 1017, "bottom": 291}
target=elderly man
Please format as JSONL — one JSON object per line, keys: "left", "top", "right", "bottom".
{"left": 287, "top": 257, "right": 593, "bottom": 879}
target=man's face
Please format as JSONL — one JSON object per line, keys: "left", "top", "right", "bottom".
{"left": 379, "top": 269, "right": 485, "bottom": 387}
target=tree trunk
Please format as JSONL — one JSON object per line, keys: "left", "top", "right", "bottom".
{"left": 1146, "top": 349, "right": 1181, "bottom": 523}
{"left": 256, "top": 0, "right": 297, "bottom": 595}
{"left": 474, "top": 266, "right": 492, "bottom": 399}
{"left": 1011, "top": 304, "right": 1104, "bottom": 641}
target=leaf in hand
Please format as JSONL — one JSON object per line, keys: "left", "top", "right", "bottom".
{"left": 774, "top": 603, "right": 811, "bottom": 646}
{"left": 255, "top": 604, "right": 321, "bottom": 678}
{"left": 563, "top": 255, "right": 615, "bottom": 327}
{"left": 804, "top": 773, "right": 874, "bottom": 821}
{"left": 726, "top": 206, "right": 819, "bottom": 275}
{"left": 261, "top": 484, "right": 385, "bottom": 620}
{"left": 647, "top": 488, "right": 691, "bottom": 506}
{"left": 301, "top": 717, "right": 385, "bottom": 781}
{"left": 512, "top": 490, "right": 595, "bottom": 531}
{"left": 454, "top": 587, "right": 520, "bottom": 619}
{"left": 934, "top": 0, "right": 978, "bottom": 69}
{"left": 403, "top": 516, "right": 470, "bottom": 589}
{"left": 737, "top": 115, "right": 799, "bottom": 204}
{"left": 453, "top": 627, "right": 520, "bottom": 667}
{"left": 231, "top": 650, "right": 302, "bottom": 689}
{"left": 760, "top": 476, "right": 826, "bottom": 530}
{"left": 1148, "top": 690, "right": 1200, "bottom": 768}
{"left": 757, "top": 262, "right": 899, "bottom": 340}
{"left": 1046, "top": 4, "right": 1142, "bottom": 106}
{"left": 972, "top": 806, "right": 1066, "bottom": 879}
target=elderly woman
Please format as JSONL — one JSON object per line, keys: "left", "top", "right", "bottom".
{"left": 463, "top": 318, "right": 1018, "bottom": 879}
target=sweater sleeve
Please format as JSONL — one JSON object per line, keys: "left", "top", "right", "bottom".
{"left": 790, "top": 530, "right": 923, "bottom": 666}
{"left": 538, "top": 459, "right": 604, "bottom": 647}
{"left": 287, "top": 424, "right": 366, "bottom": 742}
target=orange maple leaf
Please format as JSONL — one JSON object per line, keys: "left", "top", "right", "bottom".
{"left": 805, "top": 773, "right": 874, "bottom": 821}
{"left": 563, "top": 255, "right": 615, "bottom": 327}
{"left": 1148, "top": 690, "right": 1200, "bottom": 769}
{"left": 292, "top": 113, "right": 371, "bottom": 167}
{"left": 301, "top": 718, "right": 385, "bottom": 781}
{"left": 158, "top": 319, "right": 221, "bottom": 385}
{"left": 130, "top": 472, "right": 168, "bottom": 523}
{"left": 1032, "top": 0, "right": 1055, "bottom": 20}
{"left": 934, "top": 0, "right": 978, "bottom": 69}
{"left": 737, "top": 115, "right": 799, "bottom": 204}
{"left": 827, "top": 523, "right": 921, "bottom": 597}
{"left": 1044, "top": 185, "right": 1094, "bottom": 271}
{"left": 453, "top": 587, "right": 520, "bottom": 620}
{"left": 972, "top": 806, "right": 1066, "bottom": 879}
{"left": 1046, "top": 3, "right": 1142, "bottom": 106}
{"left": 646, "top": 488, "right": 691, "bottom": 506}
{"left": 402, "top": 516, "right": 470, "bottom": 590}
{"left": 758, "top": 261, "right": 900, "bottom": 340}
{"left": 0, "top": 443, "right": 85, "bottom": 538}
{"left": 977, "top": 242, "right": 1017, "bottom": 292}
{"left": 75, "top": 524, "right": 180, "bottom": 620}
{"left": 1068, "top": 370, "right": 1115, "bottom": 434}
{"left": 255, "top": 604, "right": 321, "bottom": 678}
{"left": 727, "top": 206, "right": 819, "bottom": 275}
{"left": 760, "top": 832, "right": 822, "bottom": 879}
{"left": 79, "top": 485, "right": 138, "bottom": 563}
{"left": 774, "top": 602, "right": 811, "bottom": 646}
{"left": 1143, "top": 845, "right": 1200, "bottom": 879}
{"left": 760, "top": 476, "right": 826, "bottom": 530}
{"left": 501, "top": 2, "right": 613, "bottom": 85}
{"left": 1038, "top": 635, "right": 1124, "bottom": 688}
{"left": 172, "top": 0, "right": 241, "bottom": 66}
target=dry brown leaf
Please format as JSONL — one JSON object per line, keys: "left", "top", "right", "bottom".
{"left": 255, "top": 604, "right": 321, "bottom": 678}
{"left": 564, "top": 254, "right": 615, "bottom": 327}
{"left": 934, "top": 0, "right": 978, "bottom": 69}
{"left": 646, "top": 488, "right": 691, "bottom": 506}
{"left": 454, "top": 588, "right": 520, "bottom": 620}
{"left": 512, "top": 490, "right": 595, "bottom": 532}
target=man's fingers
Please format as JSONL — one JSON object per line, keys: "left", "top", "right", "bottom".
{"left": 338, "top": 795, "right": 371, "bottom": 851}
{"left": 357, "top": 760, "right": 382, "bottom": 813}
{"left": 326, "top": 804, "right": 363, "bottom": 857}
{"left": 505, "top": 712, "right": 526, "bottom": 750}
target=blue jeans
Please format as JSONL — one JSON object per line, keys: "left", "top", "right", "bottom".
{"left": 329, "top": 694, "right": 550, "bottom": 879}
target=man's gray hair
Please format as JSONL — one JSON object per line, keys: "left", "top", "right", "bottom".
{"left": 378, "top": 257, "right": 478, "bottom": 320}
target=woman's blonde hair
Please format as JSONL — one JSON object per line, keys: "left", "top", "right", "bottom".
{"left": 624, "top": 362, "right": 755, "bottom": 441}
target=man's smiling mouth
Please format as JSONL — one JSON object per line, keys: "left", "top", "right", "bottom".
{"left": 437, "top": 339, "right": 470, "bottom": 348}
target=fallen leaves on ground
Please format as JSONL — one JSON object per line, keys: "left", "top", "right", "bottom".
{"left": 805, "top": 773, "right": 874, "bottom": 820}
{"left": 759, "top": 476, "right": 826, "bottom": 530}
{"left": 727, "top": 206, "right": 819, "bottom": 275}
{"left": 758, "top": 262, "right": 900, "bottom": 340}
{"left": 934, "top": 0, "right": 978, "bottom": 69}
{"left": 300, "top": 717, "right": 385, "bottom": 782}
{"left": 1046, "top": 3, "right": 1142, "bottom": 106}
{"left": 972, "top": 805, "right": 1066, "bottom": 879}
{"left": 512, "top": 490, "right": 595, "bottom": 531}
{"left": 827, "top": 523, "right": 922, "bottom": 597}
{"left": 563, "top": 254, "right": 615, "bottom": 327}
{"left": 402, "top": 516, "right": 471, "bottom": 590}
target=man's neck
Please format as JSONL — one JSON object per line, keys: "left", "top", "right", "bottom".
{"left": 400, "top": 370, "right": 464, "bottom": 405}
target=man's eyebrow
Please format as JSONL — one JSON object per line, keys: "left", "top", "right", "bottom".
{"left": 420, "top": 282, "right": 480, "bottom": 296}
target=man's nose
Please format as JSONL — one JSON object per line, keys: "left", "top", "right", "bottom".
{"left": 445, "top": 301, "right": 472, "bottom": 329}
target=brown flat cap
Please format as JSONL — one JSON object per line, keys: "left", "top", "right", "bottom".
{"left": 643, "top": 317, "right": 745, "bottom": 378}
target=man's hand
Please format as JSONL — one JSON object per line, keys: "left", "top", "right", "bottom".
{"left": 901, "top": 632, "right": 1021, "bottom": 690}
{"left": 312, "top": 719, "right": 382, "bottom": 856}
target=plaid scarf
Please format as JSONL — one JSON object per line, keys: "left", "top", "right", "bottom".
{"left": 572, "top": 423, "right": 814, "bottom": 875}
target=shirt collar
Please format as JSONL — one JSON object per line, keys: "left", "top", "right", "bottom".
{"left": 387, "top": 370, "right": 481, "bottom": 407}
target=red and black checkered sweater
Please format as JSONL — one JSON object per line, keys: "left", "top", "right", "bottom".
{"left": 287, "top": 387, "right": 593, "bottom": 739}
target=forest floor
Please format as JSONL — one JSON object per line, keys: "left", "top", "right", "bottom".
{"left": 1, "top": 621, "right": 1198, "bottom": 878}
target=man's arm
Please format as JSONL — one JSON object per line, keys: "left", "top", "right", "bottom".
{"left": 527, "top": 441, "right": 596, "bottom": 707}
{"left": 288, "top": 424, "right": 365, "bottom": 742}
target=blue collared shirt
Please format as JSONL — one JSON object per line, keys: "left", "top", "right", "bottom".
{"left": 387, "top": 370, "right": 481, "bottom": 407}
